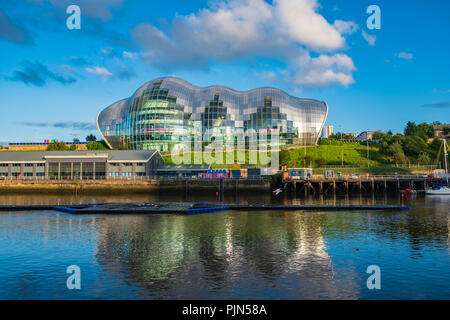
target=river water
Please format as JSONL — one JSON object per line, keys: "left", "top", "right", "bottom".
{"left": 0, "top": 193, "right": 449, "bottom": 299}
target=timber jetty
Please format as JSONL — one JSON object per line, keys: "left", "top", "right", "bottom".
{"left": 283, "top": 175, "right": 446, "bottom": 197}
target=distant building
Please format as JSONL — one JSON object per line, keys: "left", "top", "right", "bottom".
{"left": 356, "top": 131, "right": 377, "bottom": 141}
{"left": 0, "top": 150, "right": 163, "bottom": 180}
{"left": 321, "top": 125, "right": 334, "bottom": 138}
{"left": 334, "top": 133, "right": 356, "bottom": 140}
{"left": 7, "top": 141, "right": 88, "bottom": 151}
{"left": 432, "top": 124, "right": 450, "bottom": 138}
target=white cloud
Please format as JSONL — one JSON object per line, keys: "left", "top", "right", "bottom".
{"left": 432, "top": 89, "right": 450, "bottom": 94}
{"left": 333, "top": 20, "right": 359, "bottom": 35}
{"left": 362, "top": 30, "right": 376, "bottom": 46}
{"left": 274, "top": 0, "right": 346, "bottom": 51}
{"left": 131, "top": 0, "right": 358, "bottom": 88}
{"left": 395, "top": 52, "right": 413, "bottom": 61}
{"left": 290, "top": 53, "right": 357, "bottom": 87}
{"left": 123, "top": 51, "right": 137, "bottom": 59}
{"left": 332, "top": 5, "right": 341, "bottom": 12}
{"left": 311, "top": 54, "right": 356, "bottom": 71}
{"left": 257, "top": 70, "right": 278, "bottom": 83}
{"left": 85, "top": 66, "right": 113, "bottom": 77}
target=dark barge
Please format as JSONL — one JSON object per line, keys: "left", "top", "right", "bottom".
{"left": 0, "top": 202, "right": 409, "bottom": 214}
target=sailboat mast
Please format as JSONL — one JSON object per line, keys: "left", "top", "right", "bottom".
{"left": 444, "top": 139, "right": 449, "bottom": 185}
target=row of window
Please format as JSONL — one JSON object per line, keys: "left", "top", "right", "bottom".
{"left": 109, "top": 163, "right": 145, "bottom": 167}
{"left": 108, "top": 172, "right": 146, "bottom": 177}
{"left": 0, "top": 163, "right": 143, "bottom": 168}
{"left": 0, "top": 163, "right": 45, "bottom": 167}
{"left": 0, "top": 172, "right": 45, "bottom": 177}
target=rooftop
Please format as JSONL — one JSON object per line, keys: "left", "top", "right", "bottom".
{"left": 0, "top": 150, "right": 159, "bottom": 162}
{"left": 432, "top": 124, "right": 450, "bottom": 129}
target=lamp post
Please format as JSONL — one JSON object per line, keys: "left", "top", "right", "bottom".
{"left": 339, "top": 125, "right": 344, "bottom": 167}
{"left": 366, "top": 130, "right": 370, "bottom": 168}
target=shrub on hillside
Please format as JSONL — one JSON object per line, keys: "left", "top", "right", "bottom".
{"left": 87, "top": 141, "right": 109, "bottom": 150}
{"left": 46, "top": 141, "right": 69, "bottom": 151}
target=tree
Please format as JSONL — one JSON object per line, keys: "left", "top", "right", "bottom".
{"left": 387, "top": 142, "right": 407, "bottom": 164}
{"left": 429, "top": 138, "right": 442, "bottom": 151}
{"left": 418, "top": 152, "right": 431, "bottom": 165}
{"left": 302, "top": 155, "right": 313, "bottom": 167}
{"left": 87, "top": 141, "right": 108, "bottom": 150}
{"left": 443, "top": 127, "right": 450, "bottom": 136}
{"left": 279, "top": 150, "right": 291, "bottom": 166}
{"left": 372, "top": 131, "right": 386, "bottom": 140}
{"left": 404, "top": 121, "right": 417, "bottom": 136}
{"left": 402, "top": 136, "right": 428, "bottom": 158}
{"left": 47, "top": 140, "right": 69, "bottom": 151}
{"left": 86, "top": 134, "right": 97, "bottom": 142}
{"left": 69, "top": 144, "right": 77, "bottom": 151}
{"left": 404, "top": 121, "right": 432, "bottom": 142}
{"left": 72, "top": 138, "right": 80, "bottom": 143}
{"left": 427, "top": 138, "right": 446, "bottom": 164}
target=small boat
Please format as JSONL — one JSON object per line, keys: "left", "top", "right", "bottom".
{"left": 425, "top": 186, "right": 450, "bottom": 195}
{"left": 426, "top": 139, "right": 449, "bottom": 196}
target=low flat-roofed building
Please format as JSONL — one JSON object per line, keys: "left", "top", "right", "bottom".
{"left": 156, "top": 165, "right": 211, "bottom": 178}
{"left": 0, "top": 150, "right": 163, "bottom": 180}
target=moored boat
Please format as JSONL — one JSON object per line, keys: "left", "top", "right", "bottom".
{"left": 426, "top": 139, "right": 449, "bottom": 196}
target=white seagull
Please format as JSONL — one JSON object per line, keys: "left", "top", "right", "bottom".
{"left": 273, "top": 188, "right": 282, "bottom": 195}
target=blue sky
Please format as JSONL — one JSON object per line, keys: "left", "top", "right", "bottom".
{"left": 0, "top": 0, "right": 449, "bottom": 143}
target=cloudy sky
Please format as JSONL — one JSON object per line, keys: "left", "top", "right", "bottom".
{"left": 0, "top": 0, "right": 449, "bottom": 142}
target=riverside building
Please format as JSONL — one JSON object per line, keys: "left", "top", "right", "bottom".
{"left": 0, "top": 150, "right": 163, "bottom": 180}
{"left": 97, "top": 77, "right": 328, "bottom": 152}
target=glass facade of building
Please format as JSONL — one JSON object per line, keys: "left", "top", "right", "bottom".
{"left": 97, "top": 77, "right": 328, "bottom": 151}
{"left": 124, "top": 80, "right": 193, "bottom": 151}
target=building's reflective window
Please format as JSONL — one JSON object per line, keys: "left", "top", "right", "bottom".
{"left": 200, "top": 92, "right": 235, "bottom": 138}
{"left": 124, "top": 80, "right": 193, "bottom": 152}
{"left": 245, "top": 96, "right": 297, "bottom": 146}
{"left": 73, "top": 162, "right": 81, "bottom": 179}
{"left": 82, "top": 163, "right": 94, "bottom": 180}
{"left": 60, "top": 162, "right": 71, "bottom": 180}
{"left": 48, "top": 163, "right": 58, "bottom": 179}
{"left": 95, "top": 162, "right": 106, "bottom": 179}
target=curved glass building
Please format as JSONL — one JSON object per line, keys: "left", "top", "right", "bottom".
{"left": 97, "top": 77, "right": 328, "bottom": 151}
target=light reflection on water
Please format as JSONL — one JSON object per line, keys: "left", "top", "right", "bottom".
{"left": 0, "top": 193, "right": 448, "bottom": 299}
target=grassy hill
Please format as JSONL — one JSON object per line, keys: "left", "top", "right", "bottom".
{"left": 282, "top": 140, "right": 383, "bottom": 167}
{"left": 161, "top": 139, "right": 436, "bottom": 174}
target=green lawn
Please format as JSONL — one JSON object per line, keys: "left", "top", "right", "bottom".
{"left": 284, "top": 141, "right": 384, "bottom": 167}
{"left": 160, "top": 141, "right": 435, "bottom": 174}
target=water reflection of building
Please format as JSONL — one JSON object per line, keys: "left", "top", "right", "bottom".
{"left": 94, "top": 211, "right": 361, "bottom": 299}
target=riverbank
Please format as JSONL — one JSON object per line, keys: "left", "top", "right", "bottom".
{"left": 0, "top": 179, "right": 271, "bottom": 195}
